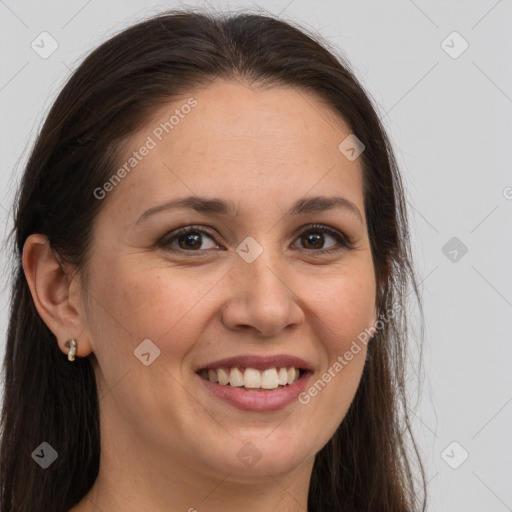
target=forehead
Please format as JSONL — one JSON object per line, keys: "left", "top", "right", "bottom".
{"left": 101, "top": 80, "right": 365, "bottom": 223}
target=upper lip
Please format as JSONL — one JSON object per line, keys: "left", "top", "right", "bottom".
{"left": 196, "top": 354, "right": 313, "bottom": 372}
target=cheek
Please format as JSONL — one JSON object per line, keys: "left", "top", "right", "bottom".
{"left": 315, "top": 263, "right": 376, "bottom": 354}
{"left": 86, "top": 260, "right": 218, "bottom": 363}
{"left": 299, "top": 261, "right": 376, "bottom": 435}
{"left": 85, "top": 261, "right": 213, "bottom": 433}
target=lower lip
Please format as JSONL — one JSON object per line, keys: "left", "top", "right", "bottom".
{"left": 196, "top": 371, "right": 312, "bottom": 412}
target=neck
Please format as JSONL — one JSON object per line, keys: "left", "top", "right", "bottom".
{"left": 69, "top": 398, "right": 313, "bottom": 512}
{"left": 72, "top": 450, "right": 313, "bottom": 512}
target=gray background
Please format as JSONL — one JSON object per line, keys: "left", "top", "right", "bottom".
{"left": 1, "top": 0, "right": 511, "bottom": 510}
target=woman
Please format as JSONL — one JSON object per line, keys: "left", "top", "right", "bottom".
{"left": 0, "top": 9, "right": 426, "bottom": 512}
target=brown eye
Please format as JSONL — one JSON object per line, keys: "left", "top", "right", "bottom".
{"left": 293, "top": 224, "right": 351, "bottom": 254}
{"left": 161, "top": 227, "right": 219, "bottom": 252}
{"left": 160, "top": 224, "right": 352, "bottom": 255}
{"left": 301, "top": 232, "right": 325, "bottom": 250}
{"left": 177, "top": 232, "right": 203, "bottom": 250}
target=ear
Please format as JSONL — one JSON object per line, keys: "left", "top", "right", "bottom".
{"left": 22, "top": 233, "right": 94, "bottom": 358}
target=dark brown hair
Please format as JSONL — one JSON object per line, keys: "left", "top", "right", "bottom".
{"left": 1, "top": 9, "right": 426, "bottom": 511}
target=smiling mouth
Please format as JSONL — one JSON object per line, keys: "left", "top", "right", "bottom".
{"left": 197, "top": 366, "right": 307, "bottom": 391}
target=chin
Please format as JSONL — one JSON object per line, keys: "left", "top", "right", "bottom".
{"left": 198, "top": 435, "right": 315, "bottom": 482}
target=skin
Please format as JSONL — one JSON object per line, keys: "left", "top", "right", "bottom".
{"left": 23, "top": 79, "right": 377, "bottom": 511}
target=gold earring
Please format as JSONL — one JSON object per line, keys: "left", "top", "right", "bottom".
{"left": 67, "top": 338, "right": 77, "bottom": 361}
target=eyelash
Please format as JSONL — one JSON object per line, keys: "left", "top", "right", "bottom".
{"left": 159, "top": 223, "right": 353, "bottom": 256}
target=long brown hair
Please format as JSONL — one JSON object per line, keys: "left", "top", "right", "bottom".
{"left": 1, "top": 9, "right": 426, "bottom": 511}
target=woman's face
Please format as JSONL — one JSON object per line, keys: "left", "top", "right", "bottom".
{"left": 82, "top": 80, "right": 377, "bottom": 488}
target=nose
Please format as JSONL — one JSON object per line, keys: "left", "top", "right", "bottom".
{"left": 221, "top": 247, "right": 304, "bottom": 338}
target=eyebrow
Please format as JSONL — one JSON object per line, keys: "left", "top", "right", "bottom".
{"left": 135, "top": 194, "right": 364, "bottom": 225}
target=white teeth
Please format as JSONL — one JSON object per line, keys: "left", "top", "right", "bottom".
{"left": 217, "top": 368, "right": 230, "bottom": 386}
{"left": 229, "top": 368, "right": 244, "bottom": 387}
{"left": 244, "top": 368, "right": 261, "bottom": 388}
{"left": 261, "top": 368, "right": 279, "bottom": 389}
{"left": 277, "top": 367, "right": 288, "bottom": 386}
{"left": 287, "top": 367, "right": 297, "bottom": 385}
{"left": 202, "top": 366, "right": 303, "bottom": 388}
